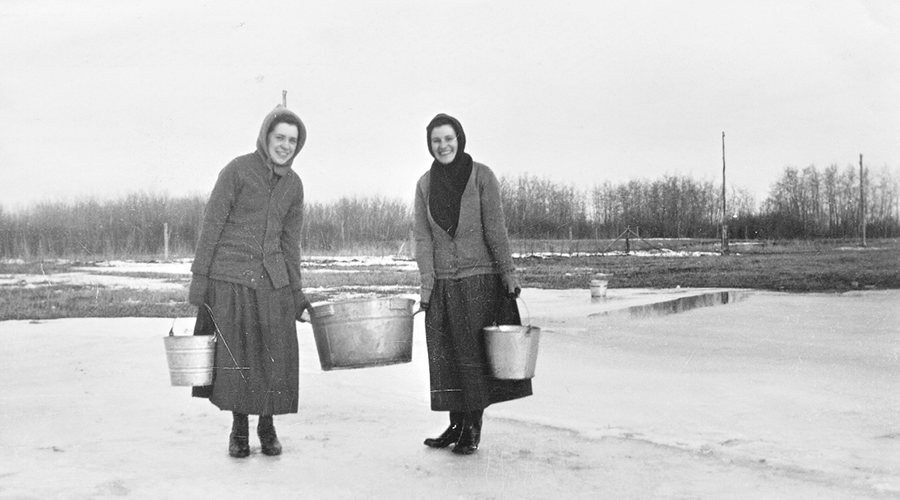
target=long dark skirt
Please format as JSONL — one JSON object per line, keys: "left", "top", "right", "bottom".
{"left": 425, "top": 273, "right": 533, "bottom": 412}
{"left": 191, "top": 279, "right": 299, "bottom": 415}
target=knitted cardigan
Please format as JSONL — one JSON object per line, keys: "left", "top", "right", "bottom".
{"left": 413, "top": 161, "right": 517, "bottom": 304}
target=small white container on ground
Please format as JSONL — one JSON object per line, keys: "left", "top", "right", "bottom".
{"left": 590, "top": 273, "right": 611, "bottom": 298}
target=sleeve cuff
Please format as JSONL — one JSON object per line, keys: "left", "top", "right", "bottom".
{"left": 293, "top": 290, "right": 311, "bottom": 315}
{"left": 501, "top": 272, "right": 520, "bottom": 291}
{"left": 419, "top": 286, "right": 433, "bottom": 305}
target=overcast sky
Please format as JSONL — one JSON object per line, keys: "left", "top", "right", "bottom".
{"left": 1, "top": 0, "right": 898, "bottom": 211}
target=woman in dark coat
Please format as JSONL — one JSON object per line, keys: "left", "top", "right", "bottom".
{"left": 413, "top": 113, "right": 532, "bottom": 455}
{"left": 188, "top": 105, "right": 311, "bottom": 458}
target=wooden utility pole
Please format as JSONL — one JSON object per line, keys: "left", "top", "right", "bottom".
{"left": 721, "top": 132, "right": 728, "bottom": 253}
{"left": 860, "top": 154, "right": 866, "bottom": 247}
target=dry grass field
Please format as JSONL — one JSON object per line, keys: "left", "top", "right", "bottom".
{"left": 1, "top": 238, "right": 898, "bottom": 321}
{"left": 515, "top": 238, "right": 900, "bottom": 292}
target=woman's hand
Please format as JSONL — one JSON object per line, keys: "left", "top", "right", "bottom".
{"left": 415, "top": 301, "right": 430, "bottom": 315}
{"left": 502, "top": 273, "right": 521, "bottom": 299}
{"left": 294, "top": 292, "right": 312, "bottom": 322}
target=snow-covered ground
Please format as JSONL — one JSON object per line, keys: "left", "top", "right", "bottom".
{"left": 1, "top": 285, "right": 898, "bottom": 499}
{"left": 0, "top": 258, "right": 420, "bottom": 293}
{"left": 0, "top": 260, "right": 193, "bottom": 291}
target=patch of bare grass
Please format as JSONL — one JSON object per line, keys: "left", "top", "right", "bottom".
{"left": 0, "top": 285, "right": 194, "bottom": 321}
{"left": 303, "top": 269, "right": 417, "bottom": 287}
{"left": 517, "top": 238, "right": 900, "bottom": 292}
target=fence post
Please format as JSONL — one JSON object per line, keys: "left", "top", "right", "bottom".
{"left": 164, "top": 223, "right": 169, "bottom": 261}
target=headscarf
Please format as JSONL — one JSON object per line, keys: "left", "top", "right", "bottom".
{"left": 256, "top": 105, "right": 307, "bottom": 178}
{"left": 426, "top": 113, "right": 473, "bottom": 237}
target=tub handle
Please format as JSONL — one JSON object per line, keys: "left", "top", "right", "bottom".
{"left": 315, "top": 304, "right": 336, "bottom": 318}
{"left": 390, "top": 298, "right": 413, "bottom": 312}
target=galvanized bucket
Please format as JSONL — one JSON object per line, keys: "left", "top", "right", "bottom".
{"left": 590, "top": 273, "right": 610, "bottom": 298}
{"left": 164, "top": 329, "right": 215, "bottom": 386}
{"left": 483, "top": 324, "right": 541, "bottom": 380}
{"left": 310, "top": 297, "right": 415, "bottom": 371}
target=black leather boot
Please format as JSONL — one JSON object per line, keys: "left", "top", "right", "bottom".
{"left": 258, "top": 415, "right": 282, "bottom": 456}
{"left": 229, "top": 412, "right": 250, "bottom": 458}
{"left": 424, "top": 411, "right": 464, "bottom": 448}
{"left": 452, "top": 410, "right": 483, "bottom": 455}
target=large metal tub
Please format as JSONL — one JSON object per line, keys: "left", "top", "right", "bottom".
{"left": 309, "top": 297, "right": 415, "bottom": 370}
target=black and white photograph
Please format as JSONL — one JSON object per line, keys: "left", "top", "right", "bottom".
{"left": 1, "top": 1, "right": 898, "bottom": 498}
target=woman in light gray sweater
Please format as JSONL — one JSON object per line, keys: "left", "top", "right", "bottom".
{"left": 413, "top": 113, "right": 532, "bottom": 455}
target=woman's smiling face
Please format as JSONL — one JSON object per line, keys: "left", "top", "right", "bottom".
{"left": 430, "top": 124, "right": 458, "bottom": 164}
{"left": 267, "top": 122, "right": 299, "bottom": 165}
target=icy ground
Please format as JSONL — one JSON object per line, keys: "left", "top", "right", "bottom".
{"left": 0, "top": 260, "right": 898, "bottom": 498}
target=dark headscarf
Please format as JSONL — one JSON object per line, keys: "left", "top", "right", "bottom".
{"left": 426, "top": 113, "right": 473, "bottom": 237}
{"left": 256, "top": 105, "right": 307, "bottom": 178}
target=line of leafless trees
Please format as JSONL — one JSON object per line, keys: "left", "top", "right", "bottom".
{"left": 500, "top": 163, "right": 900, "bottom": 241}
{"left": 499, "top": 174, "right": 757, "bottom": 239}
{"left": 302, "top": 196, "right": 410, "bottom": 252}
{"left": 0, "top": 194, "right": 206, "bottom": 259}
{"left": 1, "top": 165, "right": 897, "bottom": 259}
{"left": 0, "top": 193, "right": 410, "bottom": 258}
{"left": 756, "top": 164, "right": 900, "bottom": 239}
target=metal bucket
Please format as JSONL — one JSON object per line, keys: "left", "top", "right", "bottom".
{"left": 483, "top": 325, "right": 541, "bottom": 379}
{"left": 310, "top": 297, "right": 415, "bottom": 371}
{"left": 590, "top": 279, "right": 608, "bottom": 298}
{"left": 163, "top": 334, "right": 215, "bottom": 386}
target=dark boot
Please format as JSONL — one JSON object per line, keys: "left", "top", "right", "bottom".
{"left": 258, "top": 415, "right": 282, "bottom": 456}
{"left": 229, "top": 412, "right": 250, "bottom": 458}
{"left": 424, "top": 411, "right": 464, "bottom": 448}
{"left": 452, "top": 410, "right": 483, "bottom": 455}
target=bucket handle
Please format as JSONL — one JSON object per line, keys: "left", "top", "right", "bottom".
{"left": 202, "top": 304, "right": 247, "bottom": 381}
{"left": 517, "top": 296, "right": 532, "bottom": 329}
{"left": 167, "top": 315, "right": 219, "bottom": 342}
{"left": 492, "top": 296, "right": 533, "bottom": 332}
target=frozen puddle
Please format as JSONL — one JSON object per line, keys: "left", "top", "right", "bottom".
{"left": 520, "top": 287, "right": 749, "bottom": 323}
{"left": 589, "top": 289, "right": 749, "bottom": 318}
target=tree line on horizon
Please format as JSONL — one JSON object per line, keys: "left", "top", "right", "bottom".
{"left": 502, "top": 163, "right": 899, "bottom": 241}
{"left": 1, "top": 165, "right": 897, "bottom": 259}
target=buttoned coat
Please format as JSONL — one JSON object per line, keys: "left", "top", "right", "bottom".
{"left": 189, "top": 152, "right": 306, "bottom": 304}
{"left": 187, "top": 106, "right": 309, "bottom": 413}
